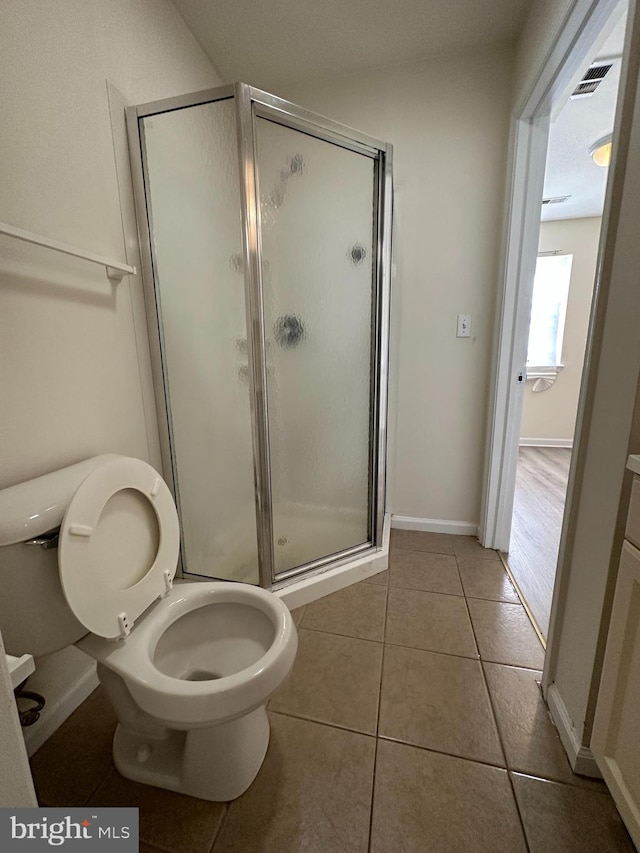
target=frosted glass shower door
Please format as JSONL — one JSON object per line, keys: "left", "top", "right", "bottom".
{"left": 254, "top": 117, "right": 377, "bottom": 576}
{"left": 140, "top": 98, "right": 259, "bottom": 583}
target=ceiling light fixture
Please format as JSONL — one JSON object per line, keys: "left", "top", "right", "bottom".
{"left": 588, "top": 134, "right": 613, "bottom": 167}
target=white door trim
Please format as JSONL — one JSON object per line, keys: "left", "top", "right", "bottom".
{"left": 479, "top": 0, "right": 624, "bottom": 553}
{"left": 480, "top": 114, "right": 548, "bottom": 552}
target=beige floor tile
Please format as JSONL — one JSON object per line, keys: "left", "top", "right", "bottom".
{"left": 385, "top": 587, "right": 478, "bottom": 658}
{"left": 362, "top": 569, "right": 389, "bottom": 586}
{"left": 30, "top": 686, "right": 116, "bottom": 806}
{"left": 379, "top": 645, "right": 503, "bottom": 765}
{"left": 467, "top": 598, "right": 544, "bottom": 668}
{"left": 484, "top": 663, "right": 607, "bottom": 789}
{"left": 89, "top": 768, "right": 227, "bottom": 853}
{"left": 390, "top": 529, "right": 453, "bottom": 554}
{"left": 269, "top": 628, "right": 383, "bottom": 734}
{"left": 457, "top": 557, "right": 520, "bottom": 602}
{"left": 289, "top": 605, "right": 305, "bottom": 627}
{"left": 300, "top": 582, "right": 387, "bottom": 641}
{"left": 371, "top": 740, "right": 527, "bottom": 852}
{"left": 213, "top": 713, "right": 375, "bottom": 853}
{"left": 512, "top": 773, "right": 635, "bottom": 852}
{"left": 451, "top": 535, "right": 501, "bottom": 560}
{"left": 389, "top": 549, "right": 463, "bottom": 595}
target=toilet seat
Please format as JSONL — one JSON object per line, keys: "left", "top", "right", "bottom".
{"left": 58, "top": 456, "right": 180, "bottom": 640}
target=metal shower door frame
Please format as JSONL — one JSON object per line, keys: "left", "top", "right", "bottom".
{"left": 126, "top": 82, "right": 393, "bottom": 588}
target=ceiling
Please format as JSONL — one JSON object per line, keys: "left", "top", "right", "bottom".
{"left": 172, "top": 0, "right": 531, "bottom": 90}
{"left": 542, "top": 12, "right": 627, "bottom": 222}
{"left": 171, "top": 0, "right": 626, "bottom": 223}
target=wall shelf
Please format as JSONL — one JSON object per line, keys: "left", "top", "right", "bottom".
{"left": 0, "top": 220, "right": 136, "bottom": 282}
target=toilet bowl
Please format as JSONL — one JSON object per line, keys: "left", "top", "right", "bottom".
{"left": 79, "top": 581, "right": 296, "bottom": 800}
{"left": 0, "top": 455, "right": 297, "bottom": 801}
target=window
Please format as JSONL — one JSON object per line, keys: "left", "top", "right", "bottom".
{"left": 526, "top": 253, "right": 573, "bottom": 370}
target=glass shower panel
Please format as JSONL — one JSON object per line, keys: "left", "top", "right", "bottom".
{"left": 141, "top": 99, "right": 259, "bottom": 583}
{"left": 254, "top": 117, "right": 376, "bottom": 575}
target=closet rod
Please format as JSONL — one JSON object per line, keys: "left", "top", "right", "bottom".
{"left": 0, "top": 220, "right": 136, "bottom": 282}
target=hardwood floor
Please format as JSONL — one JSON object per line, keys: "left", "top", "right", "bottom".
{"left": 505, "top": 447, "right": 572, "bottom": 639}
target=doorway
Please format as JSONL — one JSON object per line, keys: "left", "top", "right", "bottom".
{"left": 480, "top": 0, "right": 629, "bottom": 640}
{"left": 508, "top": 27, "right": 624, "bottom": 637}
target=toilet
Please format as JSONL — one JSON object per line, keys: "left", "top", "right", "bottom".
{"left": 0, "top": 455, "right": 298, "bottom": 801}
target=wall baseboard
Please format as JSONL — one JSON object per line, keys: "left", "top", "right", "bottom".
{"left": 391, "top": 515, "right": 478, "bottom": 536}
{"left": 546, "top": 683, "right": 602, "bottom": 778}
{"left": 520, "top": 437, "right": 573, "bottom": 448}
{"left": 23, "top": 664, "right": 99, "bottom": 758}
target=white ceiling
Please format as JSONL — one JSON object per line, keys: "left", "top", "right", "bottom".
{"left": 172, "top": 0, "right": 531, "bottom": 90}
{"left": 171, "top": 0, "right": 626, "bottom": 224}
{"left": 542, "top": 12, "right": 627, "bottom": 222}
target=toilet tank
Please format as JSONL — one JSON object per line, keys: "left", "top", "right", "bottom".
{"left": 0, "top": 455, "right": 120, "bottom": 656}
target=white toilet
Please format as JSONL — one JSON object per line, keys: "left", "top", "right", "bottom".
{"left": 0, "top": 454, "right": 298, "bottom": 801}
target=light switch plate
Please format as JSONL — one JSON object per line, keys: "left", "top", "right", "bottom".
{"left": 457, "top": 314, "right": 472, "bottom": 338}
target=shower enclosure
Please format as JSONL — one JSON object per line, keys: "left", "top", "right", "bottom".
{"left": 127, "top": 83, "right": 392, "bottom": 588}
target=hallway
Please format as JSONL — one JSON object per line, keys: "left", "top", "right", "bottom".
{"left": 507, "top": 447, "right": 572, "bottom": 636}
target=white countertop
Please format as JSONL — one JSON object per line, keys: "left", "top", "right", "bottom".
{"left": 627, "top": 455, "right": 640, "bottom": 477}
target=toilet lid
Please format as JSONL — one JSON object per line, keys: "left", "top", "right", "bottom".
{"left": 58, "top": 457, "right": 180, "bottom": 640}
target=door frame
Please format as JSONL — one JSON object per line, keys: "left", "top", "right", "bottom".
{"left": 480, "top": 0, "right": 640, "bottom": 774}
{"left": 479, "top": 0, "right": 623, "bottom": 554}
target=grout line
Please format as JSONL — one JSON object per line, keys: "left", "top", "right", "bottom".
{"left": 389, "top": 583, "right": 521, "bottom": 605}
{"left": 388, "top": 585, "right": 465, "bottom": 599}
{"left": 378, "top": 582, "right": 391, "bottom": 737}
{"left": 297, "top": 622, "right": 543, "bottom": 669}
{"left": 498, "top": 552, "right": 547, "bottom": 650}
{"left": 368, "top": 580, "right": 390, "bottom": 853}
{"left": 390, "top": 541, "right": 502, "bottom": 561}
{"left": 463, "top": 587, "right": 532, "bottom": 853}
{"left": 296, "top": 624, "right": 385, "bottom": 644}
{"left": 383, "top": 639, "right": 479, "bottom": 661}
{"left": 460, "top": 564, "right": 481, "bottom": 662}
{"left": 376, "top": 734, "right": 508, "bottom": 772}
{"left": 84, "top": 762, "right": 117, "bottom": 807}
{"left": 368, "top": 738, "right": 380, "bottom": 853}
{"left": 391, "top": 548, "right": 456, "bottom": 558}
{"left": 269, "top": 708, "right": 377, "bottom": 739}
{"left": 505, "top": 768, "right": 609, "bottom": 791}
{"left": 207, "top": 804, "right": 230, "bottom": 853}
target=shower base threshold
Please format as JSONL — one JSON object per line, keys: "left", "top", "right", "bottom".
{"left": 274, "top": 513, "right": 390, "bottom": 611}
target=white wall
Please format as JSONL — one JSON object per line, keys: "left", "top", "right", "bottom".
{"left": 520, "top": 216, "right": 601, "bottom": 442}
{"left": 277, "top": 43, "right": 515, "bottom": 529}
{"left": 0, "top": 0, "right": 221, "bottom": 492}
{"left": 512, "top": 0, "right": 575, "bottom": 114}
{"left": 0, "top": 0, "right": 220, "bottom": 754}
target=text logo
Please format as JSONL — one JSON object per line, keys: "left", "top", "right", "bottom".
{"left": 1, "top": 808, "right": 138, "bottom": 850}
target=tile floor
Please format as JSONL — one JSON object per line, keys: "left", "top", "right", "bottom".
{"left": 29, "top": 532, "right": 635, "bottom": 852}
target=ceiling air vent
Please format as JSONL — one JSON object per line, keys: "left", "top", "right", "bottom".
{"left": 542, "top": 195, "right": 571, "bottom": 206}
{"left": 570, "top": 63, "right": 613, "bottom": 99}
